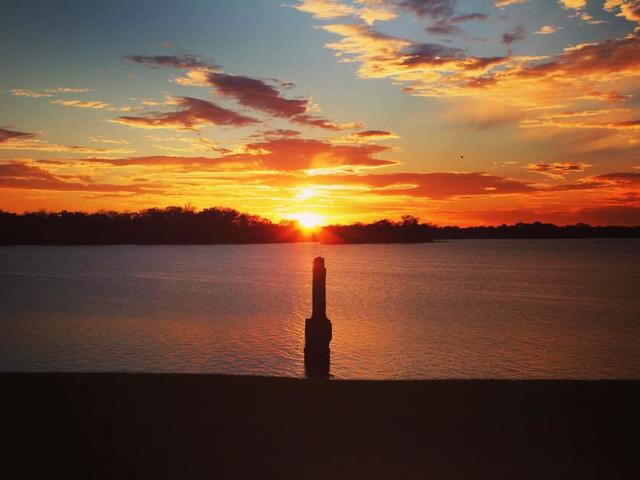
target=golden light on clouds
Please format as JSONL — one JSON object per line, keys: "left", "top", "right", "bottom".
{"left": 1, "top": 0, "right": 639, "bottom": 226}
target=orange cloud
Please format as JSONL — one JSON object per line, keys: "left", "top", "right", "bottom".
{"left": 292, "top": 0, "right": 356, "bottom": 19}
{"left": 302, "top": 171, "right": 539, "bottom": 199}
{"left": 535, "top": 25, "right": 558, "bottom": 35}
{"left": 593, "top": 171, "right": 640, "bottom": 187}
{"left": 528, "top": 162, "right": 590, "bottom": 178}
{"left": 320, "top": 23, "right": 508, "bottom": 93}
{"left": 83, "top": 137, "right": 396, "bottom": 173}
{"left": 458, "top": 205, "right": 640, "bottom": 226}
{"left": 0, "top": 161, "right": 162, "bottom": 194}
{"left": 558, "top": 0, "right": 586, "bottom": 11}
{"left": 292, "top": 0, "right": 397, "bottom": 25}
{"left": 604, "top": 1, "right": 640, "bottom": 26}
{"left": 309, "top": 14, "right": 640, "bottom": 151}
{"left": 495, "top": 0, "right": 529, "bottom": 7}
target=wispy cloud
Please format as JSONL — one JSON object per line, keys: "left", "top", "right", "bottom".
{"left": 0, "top": 161, "right": 161, "bottom": 193}
{"left": 0, "top": 127, "right": 33, "bottom": 143}
{"left": 10, "top": 86, "right": 92, "bottom": 98}
{"left": 112, "top": 96, "right": 258, "bottom": 130}
{"left": 0, "top": 127, "right": 133, "bottom": 154}
{"left": 83, "top": 137, "right": 396, "bottom": 173}
{"left": 502, "top": 25, "right": 526, "bottom": 44}
{"left": 128, "top": 53, "right": 346, "bottom": 130}
{"left": 52, "top": 99, "right": 110, "bottom": 109}
{"left": 528, "top": 162, "right": 590, "bottom": 179}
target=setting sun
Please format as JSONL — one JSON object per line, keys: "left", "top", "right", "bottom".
{"left": 292, "top": 212, "right": 324, "bottom": 230}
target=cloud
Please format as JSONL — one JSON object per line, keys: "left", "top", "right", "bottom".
{"left": 321, "top": 23, "right": 507, "bottom": 89}
{"left": 535, "top": 25, "right": 558, "bottom": 35}
{"left": 558, "top": 0, "right": 586, "bottom": 11}
{"left": 466, "top": 205, "right": 640, "bottom": 226}
{"left": 112, "top": 96, "right": 258, "bottom": 130}
{"left": 292, "top": 0, "right": 639, "bottom": 151}
{"left": 287, "top": 169, "right": 640, "bottom": 200}
{"left": 558, "top": 1, "right": 608, "bottom": 25}
{"left": 207, "top": 72, "right": 306, "bottom": 117}
{"left": 306, "top": 4, "right": 640, "bottom": 121}
{"left": 0, "top": 127, "right": 33, "bottom": 143}
{"left": 291, "top": 0, "right": 356, "bottom": 19}
{"left": 126, "top": 54, "right": 210, "bottom": 69}
{"left": 522, "top": 111, "right": 640, "bottom": 131}
{"left": 12, "top": 88, "right": 120, "bottom": 111}
{"left": 205, "top": 71, "right": 339, "bottom": 129}
{"left": 51, "top": 99, "right": 110, "bottom": 109}
{"left": 89, "top": 136, "right": 130, "bottom": 145}
{"left": 352, "top": 129, "right": 399, "bottom": 139}
{"left": 513, "top": 36, "right": 640, "bottom": 80}
{"left": 393, "top": 0, "right": 456, "bottom": 19}
{"left": 306, "top": 171, "right": 538, "bottom": 199}
{"left": 10, "top": 89, "right": 52, "bottom": 98}
{"left": 82, "top": 137, "right": 396, "bottom": 173}
{"left": 593, "top": 171, "right": 640, "bottom": 187}
{"left": 356, "top": 0, "right": 399, "bottom": 24}
{"left": 546, "top": 171, "right": 640, "bottom": 193}
{"left": 128, "top": 52, "right": 342, "bottom": 130}
{"left": 529, "top": 162, "right": 589, "bottom": 172}
{"left": 382, "top": 0, "right": 489, "bottom": 36}
{"left": 291, "top": 0, "right": 397, "bottom": 25}
{"left": 82, "top": 155, "right": 237, "bottom": 169}
{"left": 495, "top": 0, "right": 529, "bottom": 7}
{"left": 0, "top": 161, "right": 161, "bottom": 193}
{"left": 236, "top": 138, "right": 395, "bottom": 171}
{"left": 49, "top": 87, "right": 91, "bottom": 93}
{"left": 604, "top": 0, "right": 640, "bottom": 27}
{"left": 330, "top": 129, "right": 400, "bottom": 143}
{"left": 9, "top": 87, "right": 92, "bottom": 98}
{"left": 426, "top": 12, "right": 489, "bottom": 36}
{"left": 528, "top": 162, "right": 590, "bottom": 178}
{"left": 0, "top": 142, "right": 134, "bottom": 154}
{"left": 0, "top": 127, "right": 134, "bottom": 154}
{"left": 261, "top": 138, "right": 394, "bottom": 171}
{"left": 259, "top": 129, "right": 302, "bottom": 138}
{"left": 502, "top": 25, "right": 526, "bottom": 45}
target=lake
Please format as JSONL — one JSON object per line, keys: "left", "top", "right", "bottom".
{"left": 1, "top": 240, "right": 639, "bottom": 379}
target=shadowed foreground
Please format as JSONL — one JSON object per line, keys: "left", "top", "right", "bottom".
{"left": 2, "top": 374, "right": 638, "bottom": 479}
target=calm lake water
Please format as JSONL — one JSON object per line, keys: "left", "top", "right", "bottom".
{"left": 1, "top": 240, "right": 639, "bottom": 379}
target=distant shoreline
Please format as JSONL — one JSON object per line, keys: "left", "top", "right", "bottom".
{"left": 1, "top": 237, "right": 639, "bottom": 246}
{"left": 2, "top": 373, "right": 638, "bottom": 478}
{"left": 2, "top": 208, "right": 639, "bottom": 245}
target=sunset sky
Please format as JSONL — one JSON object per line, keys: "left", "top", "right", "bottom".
{"left": 1, "top": 0, "right": 639, "bottom": 225}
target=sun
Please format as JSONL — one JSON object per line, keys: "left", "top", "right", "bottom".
{"left": 292, "top": 212, "right": 324, "bottom": 230}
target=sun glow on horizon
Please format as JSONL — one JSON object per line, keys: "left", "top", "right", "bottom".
{"left": 292, "top": 212, "right": 325, "bottom": 230}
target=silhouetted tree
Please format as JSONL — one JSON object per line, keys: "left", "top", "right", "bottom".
{"left": 0, "top": 208, "right": 637, "bottom": 245}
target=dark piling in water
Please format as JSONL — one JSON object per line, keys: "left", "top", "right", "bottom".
{"left": 304, "top": 257, "right": 332, "bottom": 378}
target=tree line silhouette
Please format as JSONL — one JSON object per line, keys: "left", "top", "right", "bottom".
{"left": 0, "top": 207, "right": 638, "bottom": 245}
